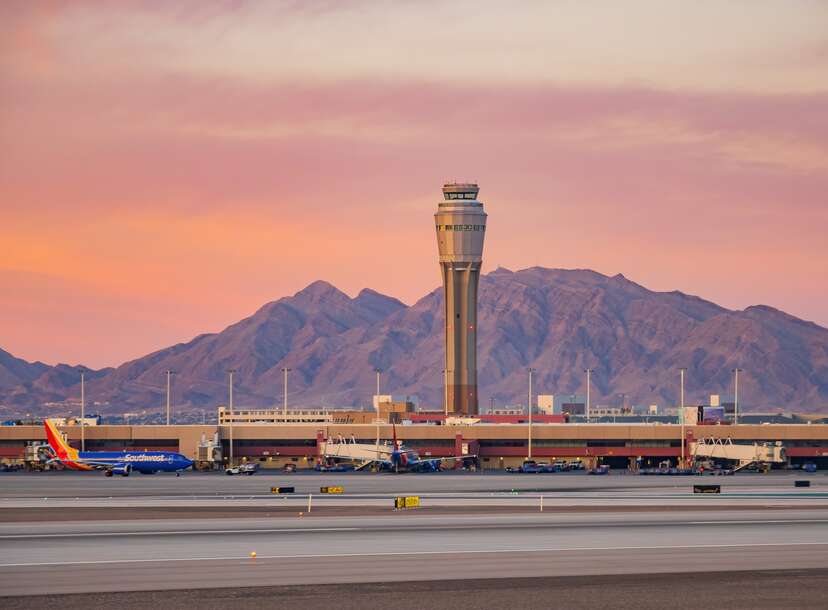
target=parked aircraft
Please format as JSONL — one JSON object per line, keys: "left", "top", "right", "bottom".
{"left": 44, "top": 419, "right": 193, "bottom": 476}
{"left": 321, "top": 424, "right": 475, "bottom": 473}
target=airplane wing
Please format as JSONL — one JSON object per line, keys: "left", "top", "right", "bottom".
{"left": 354, "top": 460, "right": 376, "bottom": 471}
{"left": 354, "top": 458, "right": 392, "bottom": 471}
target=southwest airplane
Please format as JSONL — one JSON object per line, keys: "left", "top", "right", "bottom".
{"left": 44, "top": 419, "right": 193, "bottom": 476}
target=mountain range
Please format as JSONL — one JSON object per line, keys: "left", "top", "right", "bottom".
{"left": 2, "top": 267, "right": 827, "bottom": 416}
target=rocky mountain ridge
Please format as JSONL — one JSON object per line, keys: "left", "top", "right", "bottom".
{"left": 2, "top": 268, "right": 826, "bottom": 415}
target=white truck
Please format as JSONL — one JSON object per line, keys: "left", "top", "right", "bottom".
{"left": 225, "top": 463, "right": 259, "bottom": 475}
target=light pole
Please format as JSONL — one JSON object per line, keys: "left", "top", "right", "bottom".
{"left": 527, "top": 368, "right": 536, "bottom": 459}
{"left": 281, "top": 367, "right": 291, "bottom": 421}
{"left": 374, "top": 368, "right": 382, "bottom": 449}
{"left": 78, "top": 368, "right": 86, "bottom": 451}
{"left": 164, "top": 369, "right": 175, "bottom": 426}
{"left": 679, "top": 368, "right": 687, "bottom": 468}
{"left": 584, "top": 368, "right": 593, "bottom": 422}
{"left": 616, "top": 393, "right": 626, "bottom": 424}
{"left": 442, "top": 369, "right": 451, "bottom": 417}
{"left": 732, "top": 368, "right": 743, "bottom": 425}
{"left": 227, "top": 369, "right": 236, "bottom": 466}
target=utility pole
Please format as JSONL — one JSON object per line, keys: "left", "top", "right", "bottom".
{"left": 164, "top": 369, "right": 175, "bottom": 426}
{"left": 227, "top": 369, "right": 236, "bottom": 466}
{"left": 79, "top": 368, "right": 86, "bottom": 451}
{"left": 680, "top": 368, "right": 686, "bottom": 468}
{"left": 281, "top": 367, "right": 291, "bottom": 421}
{"left": 584, "top": 368, "right": 592, "bottom": 422}
{"left": 733, "top": 368, "right": 743, "bottom": 425}
{"left": 527, "top": 368, "right": 536, "bottom": 459}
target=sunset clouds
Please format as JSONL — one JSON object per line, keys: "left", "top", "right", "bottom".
{"left": 1, "top": 1, "right": 827, "bottom": 367}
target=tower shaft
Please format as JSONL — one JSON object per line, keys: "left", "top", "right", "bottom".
{"left": 441, "top": 262, "right": 481, "bottom": 414}
{"left": 435, "top": 183, "right": 487, "bottom": 416}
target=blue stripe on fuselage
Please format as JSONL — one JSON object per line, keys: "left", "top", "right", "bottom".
{"left": 77, "top": 451, "right": 193, "bottom": 472}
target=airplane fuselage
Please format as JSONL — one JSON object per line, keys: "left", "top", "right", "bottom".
{"left": 57, "top": 451, "right": 193, "bottom": 474}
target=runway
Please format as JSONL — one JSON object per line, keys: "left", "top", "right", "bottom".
{"left": 2, "top": 471, "right": 827, "bottom": 604}
{"left": 1, "top": 509, "right": 827, "bottom": 596}
{"left": 2, "top": 471, "right": 826, "bottom": 522}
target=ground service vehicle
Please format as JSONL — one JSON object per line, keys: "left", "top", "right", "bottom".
{"left": 506, "top": 460, "right": 569, "bottom": 473}
{"left": 519, "top": 460, "right": 541, "bottom": 473}
{"left": 225, "top": 463, "right": 259, "bottom": 475}
{"left": 314, "top": 463, "right": 355, "bottom": 472}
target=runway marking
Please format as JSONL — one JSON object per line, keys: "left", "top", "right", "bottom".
{"left": 686, "top": 519, "right": 828, "bottom": 525}
{"left": 3, "top": 519, "right": 828, "bottom": 540}
{"left": 1, "top": 541, "right": 827, "bottom": 568}
{"left": 0, "top": 527, "right": 363, "bottom": 539}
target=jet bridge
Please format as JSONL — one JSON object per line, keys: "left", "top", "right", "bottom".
{"left": 690, "top": 437, "right": 785, "bottom": 472}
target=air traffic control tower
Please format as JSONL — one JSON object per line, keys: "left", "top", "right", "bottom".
{"left": 435, "top": 183, "right": 487, "bottom": 416}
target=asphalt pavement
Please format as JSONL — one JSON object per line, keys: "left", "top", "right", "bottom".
{"left": 5, "top": 571, "right": 828, "bottom": 610}
{"left": 1, "top": 509, "right": 826, "bottom": 596}
{"left": 1, "top": 469, "right": 824, "bottom": 498}
{"left": 2, "top": 470, "right": 826, "bottom": 525}
{"left": 2, "top": 471, "right": 827, "bottom": 604}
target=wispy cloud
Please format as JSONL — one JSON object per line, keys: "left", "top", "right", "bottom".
{"left": 1, "top": 1, "right": 827, "bottom": 366}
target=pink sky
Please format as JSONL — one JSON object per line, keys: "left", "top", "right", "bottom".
{"left": 1, "top": 1, "right": 827, "bottom": 368}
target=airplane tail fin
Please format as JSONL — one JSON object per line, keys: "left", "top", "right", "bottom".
{"left": 44, "top": 419, "right": 77, "bottom": 460}
{"left": 392, "top": 422, "right": 398, "bottom": 450}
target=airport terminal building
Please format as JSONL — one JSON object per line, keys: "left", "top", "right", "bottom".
{"left": 3, "top": 421, "right": 828, "bottom": 471}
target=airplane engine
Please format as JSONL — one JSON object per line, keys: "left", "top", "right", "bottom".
{"left": 112, "top": 464, "right": 132, "bottom": 477}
